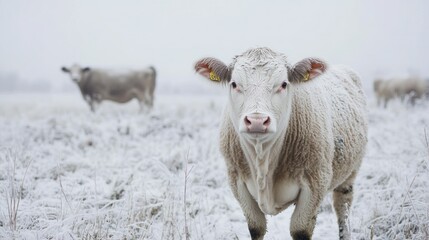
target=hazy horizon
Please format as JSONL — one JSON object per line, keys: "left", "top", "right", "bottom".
{"left": 1, "top": 0, "right": 428, "bottom": 93}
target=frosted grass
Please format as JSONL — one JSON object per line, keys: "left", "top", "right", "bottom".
{"left": 0, "top": 93, "right": 428, "bottom": 239}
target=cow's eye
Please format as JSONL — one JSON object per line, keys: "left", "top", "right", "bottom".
{"left": 231, "top": 82, "right": 237, "bottom": 89}
{"left": 281, "top": 82, "right": 288, "bottom": 89}
{"left": 276, "top": 81, "right": 288, "bottom": 93}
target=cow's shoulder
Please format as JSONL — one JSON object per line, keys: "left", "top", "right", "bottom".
{"left": 219, "top": 111, "right": 251, "bottom": 177}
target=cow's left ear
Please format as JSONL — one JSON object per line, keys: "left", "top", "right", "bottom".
{"left": 194, "top": 57, "right": 231, "bottom": 83}
{"left": 289, "top": 58, "right": 327, "bottom": 83}
{"left": 82, "top": 67, "right": 91, "bottom": 72}
{"left": 61, "top": 67, "right": 69, "bottom": 73}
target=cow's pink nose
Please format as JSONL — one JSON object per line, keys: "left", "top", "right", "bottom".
{"left": 244, "top": 114, "right": 270, "bottom": 133}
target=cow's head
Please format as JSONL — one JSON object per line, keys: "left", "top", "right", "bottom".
{"left": 61, "top": 64, "right": 91, "bottom": 83}
{"left": 373, "top": 78, "right": 383, "bottom": 92}
{"left": 195, "top": 48, "right": 327, "bottom": 141}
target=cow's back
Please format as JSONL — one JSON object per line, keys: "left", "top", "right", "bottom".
{"left": 84, "top": 68, "right": 155, "bottom": 103}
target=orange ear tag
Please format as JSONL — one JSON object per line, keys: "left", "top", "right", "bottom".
{"left": 209, "top": 71, "right": 221, "bottom": 81}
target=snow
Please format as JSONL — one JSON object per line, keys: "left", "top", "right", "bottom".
{"left": 0, "top": 93, "right": 428, "bottom": 239}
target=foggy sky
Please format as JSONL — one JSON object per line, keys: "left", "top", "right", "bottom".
{"left": 0, "top": 0, "right": 428, "bottom": 92}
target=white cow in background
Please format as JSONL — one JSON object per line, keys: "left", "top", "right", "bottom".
{"left": 373, "top": 77, "right": 427, "bottom": 108}
{"left": 61, "top": 64, "right": 156, "bottom": 112}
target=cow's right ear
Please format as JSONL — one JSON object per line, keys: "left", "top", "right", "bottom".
{"left": 61, "top": 67, "right": 69, "bottom": 73}
{"left": 289, "top": 58, "right": 327, "bottom": 83}
{"left": 194, "top": 58, "right": 230, "bottom": 83}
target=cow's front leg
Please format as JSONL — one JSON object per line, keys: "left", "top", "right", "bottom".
{"left": 144, "top": 89, "right": 154, "bottom": 109}
{"left": 88, "top": 99, "right": 99, "bottom": 112}
{"left": 229, "top": 174, "right": 266, "bottom": 240}
{"left": 90, "top": 95, "right": 103, "bottom": 112}
{"left": 290, "top": 183, "right": 325, "bottom": 240}
{"left": 89, "top": 101, "right": 96, "bottom": 112}
{"left": 83, "top": 95, "right": 96, "bottom": 112}
{"left": 138, "top": 100, "right": 145, "bottom": 113}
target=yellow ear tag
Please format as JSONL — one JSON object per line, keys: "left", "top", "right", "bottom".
{"left": 303, "top": 72, "right": 310, "bottom": 81}
{"left": 209, "top": 71, "right": 221, "bottom": 81}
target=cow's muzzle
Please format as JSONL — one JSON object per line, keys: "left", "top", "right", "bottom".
{"left": 243, "top": 113, "right": 271, "bottom": 133}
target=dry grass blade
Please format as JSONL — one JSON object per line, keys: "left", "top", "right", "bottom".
{"left": 183, "top": 149, "right": 194, "bottom": 240}
{"left": 3, "top": 148, "right": 32, "bottom": 232}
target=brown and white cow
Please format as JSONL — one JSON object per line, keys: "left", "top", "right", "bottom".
{"left": 61, "top": 64, "right": 156, "bottom": 112}
{"left": 195, "top": 48, "right": 368, "bottom": 240}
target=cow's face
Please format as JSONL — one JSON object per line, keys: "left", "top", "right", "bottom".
{"left": 373, "top": 79, "right": 383, "bottom": 92}
{"left": 61, "top": 64, "right": 90, "bottom": 83}
{"left": 228, "top": 56, "right": 291, "bottom": 139}
{"left": 195, "top": 48, "right": 326, "bottom": 141}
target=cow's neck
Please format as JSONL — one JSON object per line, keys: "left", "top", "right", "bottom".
{"left": 240, "top": 121, "right": 289, "bottom": 213}
{"left": 78, "top": 74, "right": 92, "bottom": 95}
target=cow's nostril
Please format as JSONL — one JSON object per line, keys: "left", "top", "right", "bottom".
{"left": 263, "top": 117, "right": 270, "bottom": 127}
{"left": 244, "top": 116, "right": 252, "bottom": 126}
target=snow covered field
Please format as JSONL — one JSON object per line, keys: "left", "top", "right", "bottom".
{"left": 0, "top": 93, "right": 428, "bottom": 240}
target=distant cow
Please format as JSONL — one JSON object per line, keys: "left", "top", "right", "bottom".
{"left": 396, "top": 77, "right": 426, "bottom": 105}
{"left": 195, "top": 47, "right": 368, "bottom": 240}
{"left": 373, "top": 78, "right": 398, "bottom": 108}
{"left": 61, "top": 64, "right": 156, "bottom": 112}
{"left": 374, "top": 77, "right": 427, "bottom": 108}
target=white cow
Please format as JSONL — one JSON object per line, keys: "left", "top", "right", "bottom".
{"left": 195, "top": 47, "right": 368, "bottom": 240}
{"left": 61, "top": 64, "right": 156, "bottom": 112}
{"left": 374, "top": 77, "right": 427, "bottom": 107}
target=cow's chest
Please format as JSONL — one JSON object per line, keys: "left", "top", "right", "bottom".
{"left": 244, "top": 176, "right": 300, "bottom": 215}
{"left": 235, "top": 128, "right": 300, "bottom": 215}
